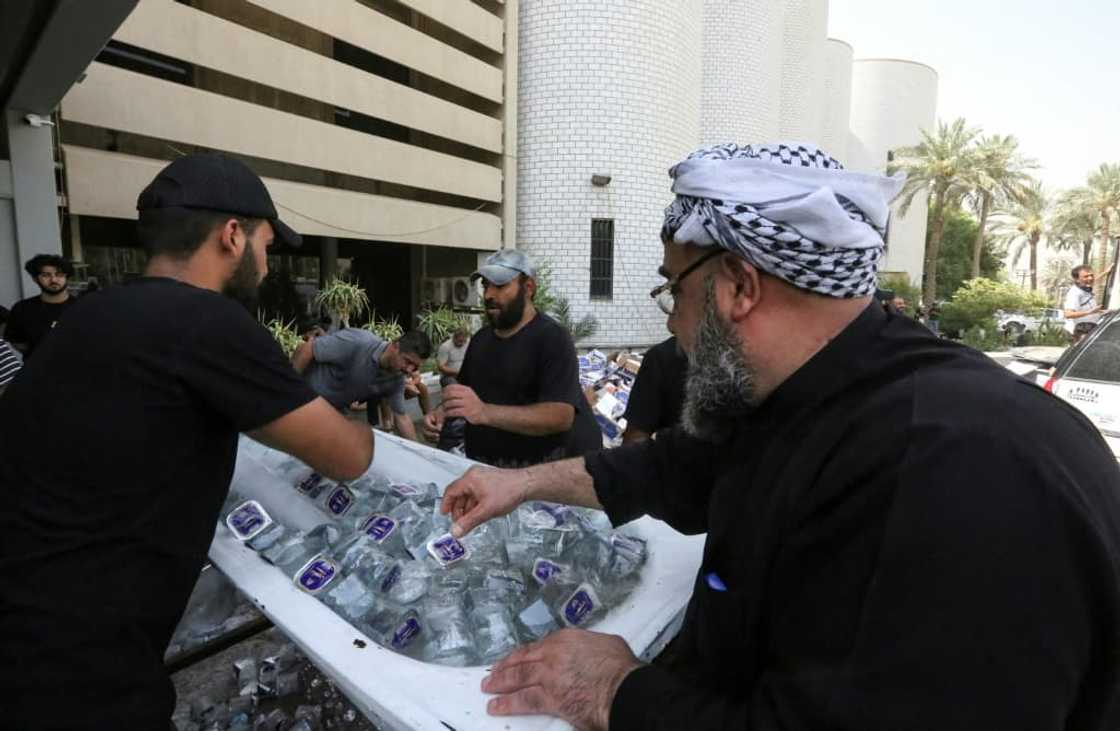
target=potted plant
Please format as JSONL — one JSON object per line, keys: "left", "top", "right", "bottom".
{"left": 314, "top": 277, "right": 369, "bottom": 329}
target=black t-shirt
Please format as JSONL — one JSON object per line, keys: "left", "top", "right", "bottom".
{"left": 5, "top": 294, "right": 76, "bottom": 357}
{"left": 0, "top": 278, "right": 316, "bottom": 729}
{"left": 623, "top": 336, "right": 687, "bottom": 434}
{"left": 458, "top": 312, "right": 601, "bottom": 467}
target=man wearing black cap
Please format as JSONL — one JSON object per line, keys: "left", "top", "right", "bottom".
{"left": 0, "top": 153, "right": 374, "bottom": 730}
{"left": 423, "top": 249, "right": 600, "bottom": 467}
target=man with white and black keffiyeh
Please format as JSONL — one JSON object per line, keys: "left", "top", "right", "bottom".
{"left": 440, "top": 143, "right": 1120, "bottom": 731}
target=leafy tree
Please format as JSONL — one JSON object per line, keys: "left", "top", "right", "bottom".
{"left": 932, "top": 206, "right": 1002, "bottom": 300}
{"left": 891, "top": 118, "right": 981, "bottom": 308}
{"left": 1051, "top": 190, "right": 1100, "bottom": 267}
{"left": 964, "top": 135, "right": 1036, "bottom": 279}
{"left": 1069, "top": 163, "right": 1120, "bottom": 296}
{"left": 989, "top": 181, "right": 1048, "bottom": 292}
{"left": 1041, "top": 256, "right": 1076, "bottom": 303}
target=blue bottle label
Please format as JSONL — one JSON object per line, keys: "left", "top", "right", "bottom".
{"left": 294, "top": 556, "right": 339, "bottom": 594}
{"left": 532, "top": 558, "right": 564, "bottom": 586}
{"left": 295, "top": 472, "right": 323, "bottom": 494}
{"left": 391, "top": 617, "right": 422, "bottom": 649}
{"left": 390, "top": 482, "right": 422, "bottom": 498}
{"left": 226, "top": 500, "right": 272, "bottom": 541}
{"left": 361, "top": 514, "right": 397, "bottom": 543}
{"left": 326, "top": 485, "right": 354, "bottom": 516}
{"left": 427, "top": 534, "right": 469, "bottom": 566}
{"left": 562, "top": 584, "right": 600, "bottom": 627}
{"left": 380, "top": 564, "right": 402, "bottom": 592}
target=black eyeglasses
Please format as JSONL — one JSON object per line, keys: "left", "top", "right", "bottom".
{"left": 649, "top": 249, "right": 725, "bottom": 315}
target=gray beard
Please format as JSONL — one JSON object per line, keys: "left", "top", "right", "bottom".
{"left": 680, "top": 277, "right": 756, "bottom": 442}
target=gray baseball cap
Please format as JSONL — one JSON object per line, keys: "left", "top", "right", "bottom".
{"left": 471, "top": 249, "right": 536, "bottom": 286}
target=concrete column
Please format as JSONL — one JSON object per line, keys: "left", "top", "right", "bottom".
{"left": 6, "top": 108, "right": 63, "bottom": 299}
{"left": 0, "top": 160, "right": 20, "bottom": 308}
{"left": 501, "top": 0, "right": 518, "bottom": 250}
{"left": 320, "top": 236, "right": 338, "bottom": 285}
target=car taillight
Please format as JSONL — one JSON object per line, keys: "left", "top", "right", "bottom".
{"left": 1043, "top": 374, "right": 1058, "bottom": 393}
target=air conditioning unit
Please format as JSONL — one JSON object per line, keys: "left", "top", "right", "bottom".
{"left": 450, "top": 276, "right": 479, "bottom": 307}
{"left": 420, "top": 277, "right": 451, "bottom": 306}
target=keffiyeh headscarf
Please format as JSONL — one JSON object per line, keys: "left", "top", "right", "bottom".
{"left": 662, "top": 142, "right": 906, "bottom": 298}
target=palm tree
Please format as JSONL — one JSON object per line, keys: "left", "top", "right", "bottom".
{"left": 1041, "top": 256, "right": 1075, "bottom": 303}
{"left": 964, "top": 135, "right": 1036, "bottom": 279}
{"left": 1051, "top": 190, "right": 1099, "bottom": 267}
{"left": 1082, "top": 163, "right": 1120, "bottom": 296}
{"left": 891, "top": 118, "right": 981, "bottom": 308}
{"left": 990, "top": 182, "right": 1048, "bottom": 292}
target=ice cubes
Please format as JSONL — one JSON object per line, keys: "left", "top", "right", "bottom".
{"left": 469, "top": 602, "right": 518, "bottom": 664}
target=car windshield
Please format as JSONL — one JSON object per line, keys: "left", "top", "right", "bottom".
{"left": 1064, "top": 316, "right": 1120, "bottom": 384}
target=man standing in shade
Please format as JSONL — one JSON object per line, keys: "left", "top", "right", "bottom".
{"left": 440, "top": 143, "right": 1120, "bottom": 730}
{"left": 423, "top": 250, "right": 601, "bottom": 467}
{"left": 0, "top": 153, "right": 374, "bottom": 731}
{"left": 437, "top": 326, "right": 471, "bottom": 387}
{"left": 6, "top": 254, "right": 77, "bottom": 358}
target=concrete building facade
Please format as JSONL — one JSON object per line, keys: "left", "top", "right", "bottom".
{"left": 20, "top": 0, "right": 518, "bottom": 327}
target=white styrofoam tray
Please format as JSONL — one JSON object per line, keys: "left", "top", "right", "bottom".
{"left": 210, "top": 432, "right": 703, "bottom": 731}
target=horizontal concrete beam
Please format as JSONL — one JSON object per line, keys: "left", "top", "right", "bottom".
{"left": 396, "top": 0, "right": 504, "bottom": 53}
{"left": 61, "top": 63, "right": 503, "bottom": 202}
{"left": 64, "top": 145, "right": 502, "bottom": 250}
{"left": 115, "top": 0, "right": 502, "bottom": 152}
{"left": 246, "top": 0, "right": 503, "bottom": 102}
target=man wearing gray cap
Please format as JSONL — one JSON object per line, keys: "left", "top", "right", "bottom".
{"left": 439, "top": 143, "right": 1120, "bottom": 730}
{"left": 423, "top": 249, "right": 600, "bottom": 467}
{"left": 0, "top": 153, "right": 374, "bottom": 730}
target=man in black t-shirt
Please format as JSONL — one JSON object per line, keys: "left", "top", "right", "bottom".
{"left": 622, "top": 335, "right": 687, "bottom": 443}
{"left": 6, "top": 253, "right": 77, "bottom": 358}
{"left": 0, "top": 154, "right": 374, "bottom": 731}
{"left": 423, "top": 250, "right": 600, "bottom": 467}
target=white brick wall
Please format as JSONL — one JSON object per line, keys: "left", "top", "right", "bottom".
{"left": 517, "top": 0, "right": 703, "bottom": 348}
{"left": 820, "top": 38, "right": 853, "bottom": 161}
{"left": 700, "top": 0, "right": 783, "bottom": 145}
{"left": 778, "top": 0, "right": 828, "bottom": 143}
{"left": 848, "top": 60, "right": 939, "bottom": 286}
{"left": 517, "top": 1, "right": 937, "bottom": 339}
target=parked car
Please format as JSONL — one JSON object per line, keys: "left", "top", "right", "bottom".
{"left": 1041, "top": 310, "right": 1120, "bottom": 460}
{"left": 997, "top": 308, "right": 1064, "bottom": 336}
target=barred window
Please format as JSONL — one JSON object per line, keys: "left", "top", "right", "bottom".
{"left": 590, "top": 219, "right": 614, "bottom": 300}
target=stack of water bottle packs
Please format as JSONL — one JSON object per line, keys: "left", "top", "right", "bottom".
{"left": 221, "top": 462, "right": 648, "bottom": 667}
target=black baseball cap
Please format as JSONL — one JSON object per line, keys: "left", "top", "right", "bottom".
{"left": 137, "top": 153, "right": 301, "bottom": 247}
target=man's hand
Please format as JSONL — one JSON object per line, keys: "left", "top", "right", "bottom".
{"left": 422, "top": 409, "right": 444, "bottom": 443}
{"left": 440, "top": 465, "right": 529, "bottom": 537}
{"left": 290, "top": 337, "right": 315, "bottom": 374}
{"left": 442, "top": 384, "right": 488, "bottom": 425}
{"left": 482, "top": 629, "right": 642, "bottom": 731}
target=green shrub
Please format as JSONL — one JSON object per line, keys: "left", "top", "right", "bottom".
{"left": 940, "top": 278, "right": 1050, "bottom": 336}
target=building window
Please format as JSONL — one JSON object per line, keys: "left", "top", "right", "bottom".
{"left": 590, "top": 219, "right": 614, "bottom": 299}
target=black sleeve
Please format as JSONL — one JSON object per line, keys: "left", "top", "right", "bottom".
{"left": 456, "top": 335, "right": 476, "bottom": 389}
{"left": 4, "top": 302, "right": 28, "bottom": 345}
{"left": 610, "top": 422, "right": 1117, "bottom": 730}
{"left": 179, "top": 301, "right": 318, "bottom": 432}
{"left": 535, "top": 324, "right": 582, "bottom": 405}
{"left": 585, "top": 426, "right": 719, "bottom": 534}
{"left": 621, "top": 350, "right": 663, "bottom": 432}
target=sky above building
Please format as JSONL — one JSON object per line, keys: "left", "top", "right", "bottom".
{"left": 829, "top": 0, "right": 1120, "bottom": 192}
